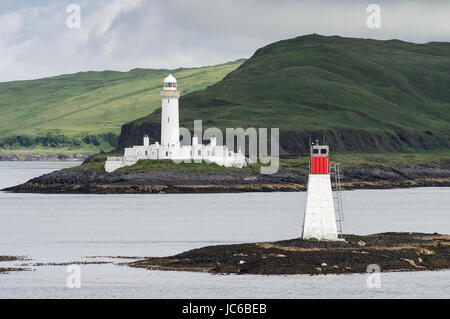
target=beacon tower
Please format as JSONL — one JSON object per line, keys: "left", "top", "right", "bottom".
{"left": 160, "top": 74, "right": 180, "bottom": 148}
{"left": 302, "top": 140, "right": 339, "bottom": 241}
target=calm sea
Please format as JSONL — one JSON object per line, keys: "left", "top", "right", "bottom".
{"left": 0, "top": 161, "right": 449, "bottom": 298}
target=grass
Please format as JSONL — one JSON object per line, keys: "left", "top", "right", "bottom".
{"left": 116, "top": 159, "right": 262, "bottom": 173}
{"left": 129, "top": 35, "right": 450, "bottom": 153}
{"left": 72, "top": 152, "right": 450, "bottom": 174}
{"left": 0, "top": 144, "right": 108, "bottom": 155}
{"left": 4, "top": 34, "right": 450, "bottom": 157}
{"left": 330, "top": 153, "right": 450, "bottom": 169}
{"left": 0, "top": 60, "right": 244, "bottom": 154}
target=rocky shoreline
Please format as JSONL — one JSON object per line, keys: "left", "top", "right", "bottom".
{"left": 3, "top": 162, "right": 450, "bottom": 194}
{"left": 0, "top": 256, "right": 29, "bottom": 274}
{"left": 129, "top": 233, "right": 450, "bottom": 275}
{"left": 0, "top": 153, "right": 87, "bottom": 162}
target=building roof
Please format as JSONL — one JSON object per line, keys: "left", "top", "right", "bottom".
{"left": 164, "top": 74, "right": 177, "bottom": 83}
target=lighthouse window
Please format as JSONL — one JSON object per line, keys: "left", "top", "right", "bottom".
{"left": 313, "top": 149, "right": 319, "bottom": 154}
{"left": 321, "top": 149, "right": 327, "bottom": 154}
{"left": 166, "top": 151, "right": 169, "bottom": 156}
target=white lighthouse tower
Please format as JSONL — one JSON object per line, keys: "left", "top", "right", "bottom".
{"left": 161, "top": 74, "right": 180, "bottom": 148}
{"left": 302, "top": 141, "right": 340, "bottom": 241}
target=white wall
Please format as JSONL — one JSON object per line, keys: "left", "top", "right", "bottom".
{"left": 302, "top": 174, "right": 339, "bottom": 240}
{"left": 161, "top": 95, "right": 180, "bottom": 148}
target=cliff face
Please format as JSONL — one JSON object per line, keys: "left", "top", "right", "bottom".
{"left": 277, "top": 128, "right": 443, "bottom": 154}
{"left": 115, "top": 34, "right": 450, "bottom": 155}
{"left": 116, "top": 122, "right": 446, "bottom": 155}
{"left": 116, "top": 121, "right": 161, "bottom": 151}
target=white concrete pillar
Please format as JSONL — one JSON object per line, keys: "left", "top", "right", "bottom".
{"left": 302, "top": 174, "right": 339, "bottom": 240}
{"left": 161, "top": 74, "right": 180, "bottom": 148}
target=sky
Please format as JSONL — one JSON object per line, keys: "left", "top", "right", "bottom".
{"left": 0, "top": 0, "right": 449, "bottom": 82}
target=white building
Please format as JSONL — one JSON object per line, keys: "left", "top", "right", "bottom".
{"left": 301, "top": 141, "right": 341, "bottom": 241}
{"left": 105, "top": 74, "right": 247, "bottom": 172}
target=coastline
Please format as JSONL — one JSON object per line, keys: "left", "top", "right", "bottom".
{"left": 4, "top": 178, "right": 450, "bottom": 194}
{"left": 0, "top": 153, "right": 87, "bottom": 162}
{"left": 3, "top": 162, "right": 450, "bottom": 194}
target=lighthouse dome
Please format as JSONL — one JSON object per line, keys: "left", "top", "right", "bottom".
{"left": 163, "top": 74, "right": 177, "bottom": 89}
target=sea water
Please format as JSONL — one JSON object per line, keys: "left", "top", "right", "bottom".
{"left": 0, "top": 161, "right": 449, "bottom": 298}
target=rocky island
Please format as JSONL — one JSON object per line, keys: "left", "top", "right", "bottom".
{"left": 129, "top": 233, "right": 450, "bottom": 275}
{"left": 3, "top": 155, "right": 450, "bottom": 194}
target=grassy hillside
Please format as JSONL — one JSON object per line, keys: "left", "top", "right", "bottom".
{"left": 0, "top": 60, "right": 244, "bottom": 154}
{"left": 123, "top": 34, "right": 450, "bottom": 154}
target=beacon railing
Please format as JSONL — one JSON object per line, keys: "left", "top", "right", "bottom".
{"left": 330, "top": 162, "right": 344, "bottom": 236}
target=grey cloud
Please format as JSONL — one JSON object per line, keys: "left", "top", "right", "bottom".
{"left": 0, "top": 0, "right": 449, "bottom": 82}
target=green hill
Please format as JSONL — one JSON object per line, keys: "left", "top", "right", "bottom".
{"left": 120, "top": 34, "right": 450, "bottom": 154}
{"left": 0, "top": 60, "right": 244, "bottom": 155}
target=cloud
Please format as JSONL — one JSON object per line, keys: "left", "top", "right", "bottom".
{"left": 0, "top": 11, "right": 24, "bottom": 35}
{"left": 0, "top": 0, "right": 449, "bottom": 82}
{"left": 85, "top": 0, "right": 142, "bottom": 37}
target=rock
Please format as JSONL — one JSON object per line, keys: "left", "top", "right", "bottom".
{"left": 419, "top": 248, "right": 434, "bottom": 255}
{"left": 130, "top": 233, "right": 450, "bottom": 275}
{"left": 0, "top": 153, "right": 87, "bottom": 162}
{"left": 401, "top": 258, "right": 426, "bottom": 269}
{"left": 4, "top": 160, "right": 450, "bottom": 194}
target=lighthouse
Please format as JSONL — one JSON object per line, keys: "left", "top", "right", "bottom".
{"left": 161, "top": 74, "right": 180, "bottom": 148}
{"left": 104, "top": 74, "right": 247, "bottom": 172}
{"left": 302, "top": 140, "right": 340, "bottom": 241}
